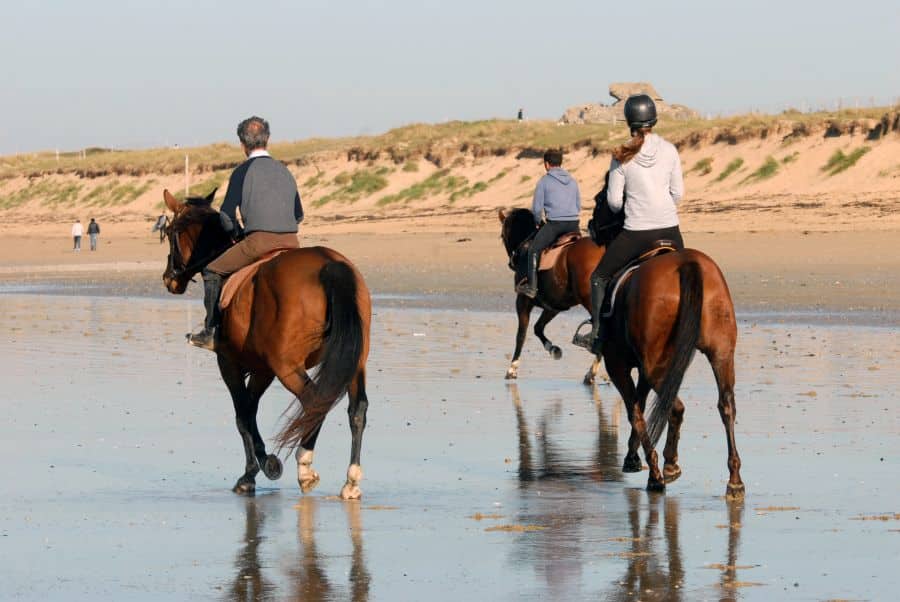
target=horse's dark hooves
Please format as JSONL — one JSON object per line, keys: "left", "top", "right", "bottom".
{"left": 549, "top": 345, "right": 562, "bottom": 360}
{"left": 646, "top": 479, "right": 666, "bottom": 493}
{"left": 622, "top": 455, "right": 643, "bottom": 473}
{"left": 663, "top": 464, "right": 682, "bottom": 483}
{"left": 263, "top": 455, "right": 283, "bottom": 480}
{"left": 725, "top": 482, "right": 746, "bottom": 501}
{"left": 232, "top": 478, "right": 256, "bottom": 496}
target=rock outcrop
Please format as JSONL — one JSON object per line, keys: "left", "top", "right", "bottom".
{"left": 561, "top": 82, "right": 700, "bottom": 125}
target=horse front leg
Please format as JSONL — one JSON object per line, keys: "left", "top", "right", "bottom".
{"left": 246, "top": 371, "right": 280, "bottom": 481}
{"left": 340, "top": 369, "right": 369, "bottom": 500}
{"left": 533, "top": 308, "right": 562, "bottom": 360}
{"left": 217, "top": 356, "right": 262, "bottom": 495}
{"left": 662, "top": 396, "right": 685, "bottom": 484}
{"left": 505, "top": 295, "right": 533, "bottom": 379}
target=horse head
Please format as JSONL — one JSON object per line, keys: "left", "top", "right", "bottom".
{"left": 161, "top": 188, "right": 231, "bottom": 294}
{"left": 498, "top": 207, "right": 538, "bottom": 257}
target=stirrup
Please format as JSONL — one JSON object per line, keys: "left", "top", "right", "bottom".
{"left": 572, "top": 319, "right": 593, "bottom": 350}
{"left": 186, "top": 328, "right": 218, "bottom": 351}
{"left": 515, "top": 280, "right": 537, "bottom": 299}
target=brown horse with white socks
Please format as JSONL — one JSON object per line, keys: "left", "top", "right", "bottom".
{"left": 499, "top": 206, "right": 744, "bottom": 498}
{"left": 162, "top": 189, "right": 371, "bottom": 499}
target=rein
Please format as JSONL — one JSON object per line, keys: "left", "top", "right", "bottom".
{"left": 169, "top": 218, "right": 231, "bottom": 279}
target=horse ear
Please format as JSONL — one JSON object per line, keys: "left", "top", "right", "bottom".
{"left": 163, "top": 189, "right": 182, "bottom": 214}
{"left": 204, "top": 187, "right": 217, "bottom": 204}
{"left": 497, "top": 208, "right": 507, "bottom": 224}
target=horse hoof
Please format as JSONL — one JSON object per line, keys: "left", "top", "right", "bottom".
{"left": 232, "top": 479, "right": 256, "bottom": 496}
{"left": 299, "top": 473, "right": 320, "bottom": 494}
{"left": 340, "top": 483, "right": 362, "bottom": 500}
{"left": 550, "top": 346, "right": 562, "bottom": 360}
{"left": 663, "top": 464, "right": 682, "bottom": 484}
{"left": 263, "top": 455, "right": 283, "bottom": 480}
{"left": 646, "top": 479, "right": 666, "bottom": 493}
{"left": 622, "top": 455, "right": 643, "bottom": 473}
{"left": 725, "top": 482, "right": 745, "bottom": 501}
{"left": 505, "top": 370, "right": 518, "bottom": 380}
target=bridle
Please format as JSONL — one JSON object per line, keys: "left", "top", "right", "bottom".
{"left": 166, "top": 214, "right": 230, "bottom": 281}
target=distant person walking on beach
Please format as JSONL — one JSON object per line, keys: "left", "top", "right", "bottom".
{"left": 517, "top": 108, "right": 524, "bottom": 122}
{"left": 187, "top": 115, "right": 304, "bottom": 351}
{"left": 152, "top": 213, "right": 168, "bottom": 243}
{"left": 87, "top": 218, "right": 100, "bottom": 251}
{"left": 71, "top": 220, "right": 83, "bottom": 252}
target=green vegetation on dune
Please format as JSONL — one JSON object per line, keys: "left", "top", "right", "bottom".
{"left": 821, "top": 147, "right": 871, "bottom": 176}
{"left": 781, "top": 151, "right": 800, "bottom": 164}
{"left": 0, "top": 180, "right": 83, "bottom": 209}
{"left": 689, "top": 157, "right": 713, "bottom": 176}
{"left": 402, "top": 161, "right": 419, "bottom": 172}
{"left": 741, "top": 156, "right": 779, "bottom": 184}
{"left": 84, "top": 179, "right": 159, "bottom": 207}
{"left": 715, "top": 158, "right": 744, "bottom": 182}
{"left": 173, "top": 174, "right": 226, "bottom": 204}
{"left": 313, "top": 168, "right": 390, "bottom": 207}
{"left": 377, "top": 169, "right": 468, "bottom": 206}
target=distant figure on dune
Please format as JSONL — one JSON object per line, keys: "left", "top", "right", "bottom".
{"left": 517, "top": 108, "right": 524, "bottom": 122}
{"left": 87, "top": 218, "right": 100, "bottom": 251}
{"left": 152, "top": 213, "right": 168, "bottom": 243}
{"left": 71, "top": 219, "right": 83, "bottom": 252}
{"left": 187, "top": 115, "right": 305, "bottom": 351}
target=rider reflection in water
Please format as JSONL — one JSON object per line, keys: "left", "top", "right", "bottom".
{"left": 516, "top": 149, "right": 582, "bottom": 299}
{"left": 584, "top": 94, "right": 685, "bottom": 355}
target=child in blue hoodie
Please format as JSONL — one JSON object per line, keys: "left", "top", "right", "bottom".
{"left": 517, "top": 150, "right": 582, "bottom": 298}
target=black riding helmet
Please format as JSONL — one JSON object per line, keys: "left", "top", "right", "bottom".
{"left": 624, "top": 94, "right": 657, "bottom": 131}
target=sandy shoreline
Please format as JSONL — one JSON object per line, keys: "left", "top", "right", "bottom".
{"left": 1, "top": 221, "right": 898, "bottom": 322}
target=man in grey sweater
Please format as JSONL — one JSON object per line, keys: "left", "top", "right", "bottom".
{"left": 188, "top": 116, "right": 304, "bottom": 350}
{"left": 516, "top": 149, "right": 581, "bottom": 298}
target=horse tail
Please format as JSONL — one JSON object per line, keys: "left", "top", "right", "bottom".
{"left": 276, "top": 260, "right": 363, "bottom": 450}
{"left": 646, "top": 260, "right": 703, "bottom": 446}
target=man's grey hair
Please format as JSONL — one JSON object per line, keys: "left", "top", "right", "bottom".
{"left": 236, "top": 116, "right": 270, "bottom": 150}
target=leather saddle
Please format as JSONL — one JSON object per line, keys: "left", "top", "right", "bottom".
{"left": 512, "top": 232, "right": 581, "bottom": 284}
{"left": 601, "top": 240, "right": 678, "bottom": 318}
{"left": 219, "top": 249, "right": 293, "bottom": 310}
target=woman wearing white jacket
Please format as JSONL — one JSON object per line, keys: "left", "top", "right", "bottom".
{"left": 584, "top": 94, "right": 685, "bottom": 355}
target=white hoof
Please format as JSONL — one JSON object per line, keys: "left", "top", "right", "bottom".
{"left": 505, "top": 361, "right": 519, "bottom": 380}
{"left": 296, "top": 447, "right": 320, "bottom": 493}
{"left": 340, "top": 464, "right": 363, "bottom": 500}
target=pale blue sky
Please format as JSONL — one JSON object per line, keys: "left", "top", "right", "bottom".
{"left": 2, "top": 0, "right": 898, "bottom": 154}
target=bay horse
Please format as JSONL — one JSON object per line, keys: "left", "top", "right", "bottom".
{"left": 161, "top": 189, "right": 371, "bottom": 499}
{"left": 498, "top": 208, "right": 606, "bottom": 384}
{"left": 499, "top": 206, "right": 744, "bottom": 499}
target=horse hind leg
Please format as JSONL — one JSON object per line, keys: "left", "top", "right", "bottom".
{"left": 622, "top": 374, "right": 650, "bottom": 474}
{"left": 662, "top": 396, "right": 685, "bottom": 484}
{"left": 279, "top": 369, "right": 323, "bottom": 493}
{"left": 533, "top": 309, "right": 562, "bottom": 360}
{"left": 340, "top": 368, "right": 369, "bottom": 500}
{"left": 710, "top": 352, "right": 745, "bottom": 500}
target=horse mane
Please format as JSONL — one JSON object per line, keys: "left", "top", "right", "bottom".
{"left": 502, "top": 208, "right": 537, "bottom": 254}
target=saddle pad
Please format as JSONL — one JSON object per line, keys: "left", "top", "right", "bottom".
{"left": 539, "top": 232, "right": 581, "bottom": 271}
{"left": 219, "top": 249, "right": 292, "bottom": 310}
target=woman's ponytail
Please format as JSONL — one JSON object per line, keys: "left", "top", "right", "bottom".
{"left": 612, "top": 127, "right": 651, "bottom": 164}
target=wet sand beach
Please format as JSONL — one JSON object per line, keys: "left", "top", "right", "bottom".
{"left": 0, "top": 292, "right": 898, "bottom": 600}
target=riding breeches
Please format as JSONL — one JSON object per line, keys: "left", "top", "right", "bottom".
{"left": 206, "top": 231, "right": 299, "bottom": 276}
{"left": 592, "top": 225, "right": 684, "bottom": 283}
{"left": 527, "top": 220, "right": 580, "bottom": 267}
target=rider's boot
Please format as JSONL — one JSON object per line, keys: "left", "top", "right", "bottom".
{"left": 589, "top": 275, "right": 610, "bottom": 356}
{"left": 516, "top": 252, "right": 539, "bottom": 299}
{"left": 188, "top": 271, "right": 223, "bottom": 351}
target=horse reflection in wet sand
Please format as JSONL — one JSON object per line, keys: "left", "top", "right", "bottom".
{"left": 161, "top": 190, "right": 371, "bottom": 499}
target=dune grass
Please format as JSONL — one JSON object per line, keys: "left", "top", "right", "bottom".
{"left": 689, "top": 157, "right": 713, "bottom": 176}
{"left": 377, "top": 169, "right": 469, "bottom": 206}
{"left": 84, "top": 179, "right": 160, "bottom": 207}
{"left": 741, "top": 156, "right": 779, "bottom": 184}
{"left": 781, "top": 151, "right": 800, "bottom": 164}
{"left": 314, "top": 168, "right": 390, "bottom": 207}
{"left": 715, "top": 158, "right": 744, "bottom": 182}
{"left": 0, "top": 180, "right": 83, "bottom": 209}
{"left": 402, "top": 160, "right": 419, "bottom": 172}
{"left": 821, "top": 146, "right": 871, "bottom": 176}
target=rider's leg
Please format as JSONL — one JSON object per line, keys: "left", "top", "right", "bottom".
{"left": 517, "top": 222, "right": 554, "bottom": 298}
{"left": 188, "top": 268, "right": 224, "bottom": 350}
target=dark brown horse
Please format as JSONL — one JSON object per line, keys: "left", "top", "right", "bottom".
{"left": 498, "top": 208, "right": 606, "bottom": 384}
{"left": 499, "top": 207, "right": 744, "bottom": 499}
{"left": 161, "top": 189, "right": 372, "bottom": 499}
